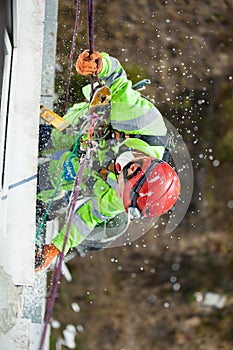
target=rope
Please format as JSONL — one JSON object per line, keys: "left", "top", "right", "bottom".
{"left": 64, "top": 0, "right": 81, "bottom": 115}
{"left": 88, "top": 114, "right": 98, "bottom": 146}
{"left": 38, "top": 154, "right": 87, "bottom": 350}
{"left": 87, "top": 0, "right": 103, "bottom": 95}
{"left": 87, "top": 0, "right": 95, "bottom": 54}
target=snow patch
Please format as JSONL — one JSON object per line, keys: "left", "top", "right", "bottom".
{"left": 71, "top": 302, "right": 80, "bottom": 313}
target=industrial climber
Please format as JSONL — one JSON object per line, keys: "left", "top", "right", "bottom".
{"left": 35, "top": 50, "right": 180, "bottom": 271}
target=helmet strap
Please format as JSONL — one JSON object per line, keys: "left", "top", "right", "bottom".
{"left": 128, "top": 206, "right": 141, "bottom": 220}
{"left": 122, "top": 161, "right": 135, "bottom": 184}
{"left": 130, "top": 159, "right": 162, "bottom": 213}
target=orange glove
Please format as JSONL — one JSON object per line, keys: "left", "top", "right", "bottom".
{"left": 35, "top": 244, "right": 60, "bottom": 272}
{"left": 76, "top": 50, "right": 103, "bottom": 76}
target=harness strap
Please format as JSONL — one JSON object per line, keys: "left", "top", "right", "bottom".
{"left": 129, "top": 134, "right": 170, "bottom": 147}
{"left": 110, "top": 128, "right": 173, "bottom": 147}
{"left": 112, "top": 129, "right": 174, "bottom": 162}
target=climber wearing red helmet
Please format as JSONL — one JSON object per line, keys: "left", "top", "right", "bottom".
{"left": 36, "top": 50, "right": 181, "bottom": 271}
{"left": 116, "top": 152, "right": 180, "bottom": 219}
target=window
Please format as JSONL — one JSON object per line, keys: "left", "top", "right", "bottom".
{"left": 0, "top": 30, "right": 12, "bottom": 189}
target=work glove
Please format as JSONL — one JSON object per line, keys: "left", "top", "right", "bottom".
{"left": 35, "top": 243, "right": 60, "bottom": 272}
{"left": 76, "top": 50, "right": 103, "bottom": 76}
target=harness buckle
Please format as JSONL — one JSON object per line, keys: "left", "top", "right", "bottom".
{"left": 128, "top": 207, "right": 141, "bottom": 220}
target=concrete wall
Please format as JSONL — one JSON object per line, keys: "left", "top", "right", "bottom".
{"left": 0, "top": 1, "right": 48, "bottom": 349}
{"left": 0, "top": 0, "right": 45, "bottom": 286}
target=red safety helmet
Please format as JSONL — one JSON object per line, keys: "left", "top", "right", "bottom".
{"left": 122, "top": 157, "right": 180, "bottom": 218}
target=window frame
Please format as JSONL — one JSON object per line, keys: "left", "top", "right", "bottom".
{"left": 0, "top": 30, "right": 13, "bottom": 190}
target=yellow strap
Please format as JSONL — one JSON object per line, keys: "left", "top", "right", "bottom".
{"left": 40, "top": 106, "right": 70, "bottom": 131}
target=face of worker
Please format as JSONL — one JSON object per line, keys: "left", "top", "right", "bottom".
{"left": 116, "top": 162, "right": 141, "bottom": 200}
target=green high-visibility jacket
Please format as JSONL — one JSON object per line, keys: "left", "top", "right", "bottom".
{"left": 38, "top": 52, "right": 167, "bottom": 254}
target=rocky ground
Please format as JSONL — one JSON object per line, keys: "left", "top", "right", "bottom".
{"left": 50, "top": 227, "right": 233, "bottom": 350}
{"left": 49, "top": 0, "right": 233, "bottom": 349}
{"left": 52, "top": 229, "right": 233, "bottom": 350}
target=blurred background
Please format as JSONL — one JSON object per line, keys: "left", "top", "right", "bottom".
{"left": 50, "top": 1, "right": 233, "bottom": 349}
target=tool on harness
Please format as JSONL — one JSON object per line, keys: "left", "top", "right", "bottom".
{"left": 89, "top": 85, "right": 111, "bottom": 114}
{"left": 40, "top": 105, "right": 70, "bottom": 131}
{"left": 88, "top": 84, "right": 111, "bottom": 138}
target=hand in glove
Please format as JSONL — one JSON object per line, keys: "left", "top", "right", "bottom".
{"left": 35, "top": 243, "right": 60, "bottom": 272}
{"left": 76, "top": 50, "right": 103, "bottom": 76}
